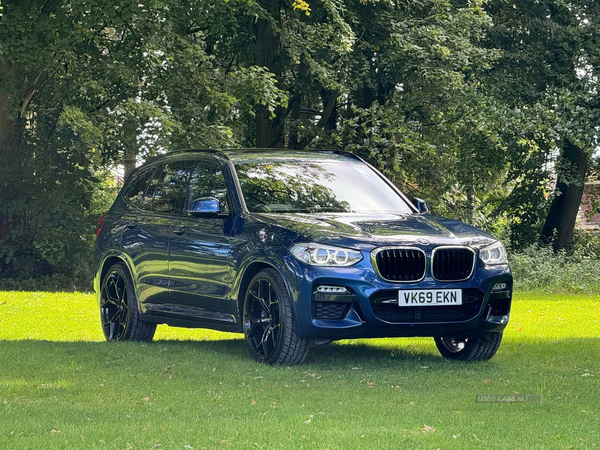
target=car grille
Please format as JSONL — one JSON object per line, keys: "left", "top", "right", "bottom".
{"left": 432, "top": 247, "right": 475, "bottom": 281}
{"left": 313, "top": 302, "right": 350, "bottom": 320}
{"left": 369, "top": 289, "right": 483, "bottom": 323}
{"left": 373, "top": 248, "right": 426, "bottom": 282}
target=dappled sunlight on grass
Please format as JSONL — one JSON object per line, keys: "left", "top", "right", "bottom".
{"left": 0, "top": 290, "right": 599, "bottom": 449}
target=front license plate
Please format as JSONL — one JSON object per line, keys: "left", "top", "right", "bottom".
{"left": 398, "top": 289, "right": 462, "bottom": 307}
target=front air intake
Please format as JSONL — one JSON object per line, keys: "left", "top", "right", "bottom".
{"left": 431, "top": 247, "right": 475, "bottom": 282}
{"left": 373, "top": 248, "right": 426, "bottom": 282}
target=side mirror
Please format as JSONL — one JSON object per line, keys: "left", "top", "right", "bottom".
{"left": 189, "top": 197, "right": 223, "bottom": 217}
{"left": 412, "top": 197, "right": 431, "bottom": 213}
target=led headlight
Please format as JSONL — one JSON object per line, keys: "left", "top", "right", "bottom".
{"left": 290, "top": 243, "right": 363, "bottom": 267}
{"left": 479, "top": 241, "right": 508, "bottom": 265}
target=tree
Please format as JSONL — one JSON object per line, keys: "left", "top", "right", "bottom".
{"left": 485, "top": 0, "right": 600, "bottom": 251}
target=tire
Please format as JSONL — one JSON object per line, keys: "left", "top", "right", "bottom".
{"left": 434, "top": 332, "right": 503, "bottom": 361}
{"left": 99, "top": 262, "right": 156, "bottom": 342}
{"left": 242, "top": 268, "right": 310, "bottom": 365}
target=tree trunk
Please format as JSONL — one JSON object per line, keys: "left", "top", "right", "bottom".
{"left": 123, "top": 149, "right": 137, "bottom": 180}
{"left": 0, "top": 63, "right": 34, "bottom": 276}
{"left": 321, "top": 88, "right": 338, "bottom": 132}
{"left": 540, "top": 138, "right": 588, "bottom": 251}
{"left": 288, "top": 60, "right": 308, "bottom": 148}
{"left": 0, "top": 64, "right": 25, "bottom": 243}
{"left": 254, "top": 0, "right": 284, "bottom": 148}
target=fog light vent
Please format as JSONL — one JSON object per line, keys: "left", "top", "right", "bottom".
{"left": 316, "top": 286, "right": 349, "bottom": 294}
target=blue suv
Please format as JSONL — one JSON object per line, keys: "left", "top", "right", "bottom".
{"left": 94, "top": 149, "right": 512, "bottom": 364}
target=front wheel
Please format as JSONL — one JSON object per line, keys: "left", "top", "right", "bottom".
{"left": 434, "top": 332, "right": 503, "bottom": 361}
{"left": 243, "top": 269, "right": 310, "bottom": 365}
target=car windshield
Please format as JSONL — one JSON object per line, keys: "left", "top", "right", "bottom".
{"left": 233, "top": 157, "right": 413, "bottom": 214}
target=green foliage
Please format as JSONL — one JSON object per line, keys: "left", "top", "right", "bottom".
{"left": 510, "top": 243, "right": 600, "bottom": 293}
{"left": 3, "top": 0, "right": 600, "bottom": 283}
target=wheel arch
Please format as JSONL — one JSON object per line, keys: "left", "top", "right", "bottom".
{"left": 234, "top": 255, "right": 300, "bottom": 323}
{"left": 97, "top": 252, "right": 139, "bottom": 306}
{"left": 236, "top": 261, "right": 276, "bottom": 320}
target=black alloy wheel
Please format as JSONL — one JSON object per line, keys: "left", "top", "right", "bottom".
{"left": 244, "top": 277, "right": 281, "bottom": 361}
{"left": 99, "top": 262, "right": 156, "bottom": 342}
{"left": 434, "top": 332, "right": 503, "bottom": 361}
{"left": 243, "top": 269, "right": 310, "bottom": 365}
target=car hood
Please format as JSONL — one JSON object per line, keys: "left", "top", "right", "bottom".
{"left": 253, "top": 212, "right": 498, "bottom": 251}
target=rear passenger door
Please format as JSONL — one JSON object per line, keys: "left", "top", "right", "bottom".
{"left": 168, "top": 158, "right": 238, "bottom": 325}
{"left": 129, "top": 162, "right": 190, "bottom": 312}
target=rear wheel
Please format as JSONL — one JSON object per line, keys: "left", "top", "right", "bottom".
{"left": 243, "top": 269, "right": 310, "bottom": 365}
{"left": 100, "top": 263, "right": 156, "bottom": 342}
{"left": 434, "top": 333, "right": 503, "bottom": 361}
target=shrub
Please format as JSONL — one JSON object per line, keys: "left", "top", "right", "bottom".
{"left": 510, "top": 244, "right": 600, "bottom": 293}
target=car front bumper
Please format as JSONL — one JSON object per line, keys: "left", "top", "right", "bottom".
{"left": 283, "top": 254, "right": 513, "bottom": 340}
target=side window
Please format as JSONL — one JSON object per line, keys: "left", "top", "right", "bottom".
{"left": 142, "top": 162, "right": 192, "bottom": 214}
{"left": 124, "top": 168, "right": 154, "bottom": 207}
{"left": 186, "top": 160, "right": 230, "bottom": 214}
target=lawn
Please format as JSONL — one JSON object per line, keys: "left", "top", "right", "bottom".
{"left": 0, "top": 291, "right": 599, "bottom": 450}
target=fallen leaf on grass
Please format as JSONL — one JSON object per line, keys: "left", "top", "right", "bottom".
{"left": 50, "top": 428, "right": 61, "bottom": 434}
{"left": 420, "top": 424, "right": 435, "bottom": 433}
{"left": 251, "top": 399, "right": 257, "bottom": 405}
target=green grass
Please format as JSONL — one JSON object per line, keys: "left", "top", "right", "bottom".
{"left": 0, "top": 291, "right": 599, "bottom": 449}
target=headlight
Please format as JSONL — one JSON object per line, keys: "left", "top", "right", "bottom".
{"left": 290, "top": 243, "right": 363, "bottom": 267}
{"left": 479, "top": 241, "right": 508, "bottom": 265}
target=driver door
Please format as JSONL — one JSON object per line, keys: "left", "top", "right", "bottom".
{"left": 168, "top": 158, "right": 238, "bottom": 325}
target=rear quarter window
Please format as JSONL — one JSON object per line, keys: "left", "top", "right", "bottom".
{"left": 123, "top": 168, "right": 155, "bottom": 208}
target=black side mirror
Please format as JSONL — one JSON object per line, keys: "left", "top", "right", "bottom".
{"left": 412, "top": 197, "right": 431, "bottom": 213}
{"left": 189, "top": 197, "right": 224, "bottom": 218}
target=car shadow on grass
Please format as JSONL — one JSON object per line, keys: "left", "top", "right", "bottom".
{"left": 1, "top": 336, "right": 598, "bottom": 376}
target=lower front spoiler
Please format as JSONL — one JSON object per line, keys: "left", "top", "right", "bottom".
{"left": 301, "top": 310, "right": 509, "bottom": 340}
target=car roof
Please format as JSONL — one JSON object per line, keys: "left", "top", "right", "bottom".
{"left": 223, "top": 149, "right": 362, "bottom": 164}
{"left": 142, "top": 148, "right": 363, "bottom": 166}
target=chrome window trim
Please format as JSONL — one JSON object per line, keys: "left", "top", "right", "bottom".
{"left": 430, "top": 245, "right": 476, "bottom": 282}
{"left": 371, "top": 246, "right": 427, "bottom": 283}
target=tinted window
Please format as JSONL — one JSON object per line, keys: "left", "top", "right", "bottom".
{"left": 124, "top": 168, "right": 154, "bottom": 207}
{"left": 234, "top": 159, "right": 412, "bottom": 214}
{"left": 142, "top": 163, "right": 192, "bottom": 214}
{"left": 185, "top": 160, "right": 229, "bottom": 214}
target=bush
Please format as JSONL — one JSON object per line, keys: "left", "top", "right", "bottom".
{"left": 510, "top": 243, "right": 600, "bottom": 293}
{"left": 0, "top": 272, "right": 92, "bottom": 292}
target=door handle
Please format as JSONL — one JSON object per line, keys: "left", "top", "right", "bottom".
{"left": 173, "top": 226, "right": 186, "bottom": 236}
{"left": 126, "top": 219, "right": 138, "bottom": 229}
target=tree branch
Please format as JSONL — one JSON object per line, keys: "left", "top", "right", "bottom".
{"left": 20, "top": 71, "right": 45, "bottom": 115}
{"left": 292, "top": 90, "right": 339, "bottom": 149}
